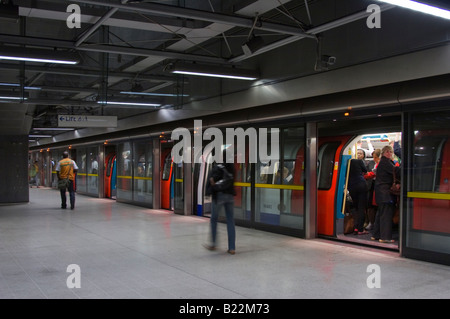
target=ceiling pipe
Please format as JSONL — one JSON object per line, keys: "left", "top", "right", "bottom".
{"left": 75, "top": 0, "right": 132, "bottom": 47}
{"left": 22, "top": 99, "right": 99, "bottom": 106}
{"left": 0, "top": 34, "right": 226, "bottom": 64}
{"left": 230, "top": 3, "right": 395, "bottom": 62}
{"left": 0, "top": 62, "right": 181, "bottom": 83}
{"left": 70, "top": 0, "right": 316, "bottom": 38}
{"left": 76, "top": 43, "right": 227, "bottom": 63}
{"left": 6, "top": 2, "right": 394, "bottom": 66}
{"left": 75, "top": 8, "right": 120, "bottom": 47}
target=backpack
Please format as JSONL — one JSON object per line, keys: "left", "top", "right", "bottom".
{"left": 212, "top": 164, "right": 233, "bottom": 193}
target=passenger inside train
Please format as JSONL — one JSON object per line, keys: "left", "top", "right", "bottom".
{"left": 341, "top": 132, "right": 402, "bottom": 248}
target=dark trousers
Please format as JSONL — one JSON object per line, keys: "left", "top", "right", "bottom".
{"left": 349, "top": 183, "right": 368, "bottom": 232}
{"left": 60, "top": 180, "right": 75, "bottom": 209}
{"left": 372, "top": 202, "right": 394, "bottom": 240}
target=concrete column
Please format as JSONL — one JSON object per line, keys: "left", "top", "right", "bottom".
{"left": 153, "top": 139, "right": 160, "bottom": 209}
{"left": 0, "top": 135, "right": 29, "bottom": 203}
{"left": 305, "top": 122, "right": 318, "bottom": 239}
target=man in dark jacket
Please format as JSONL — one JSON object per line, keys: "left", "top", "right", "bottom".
{"left": 204, "top": 150, "right": 236, "bottom": 254}
{"left": 372, "top": 145, "right": 401, "bottom": 243}
{"left": 348, "top": 154, "right": 368, "bottom": 235}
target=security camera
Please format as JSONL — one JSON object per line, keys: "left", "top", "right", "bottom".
{"left": 322, "top": 55, "right": 336, "bottom": 66}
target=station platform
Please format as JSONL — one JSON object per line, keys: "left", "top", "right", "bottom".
{"left": 0, "top": 187, "right": 449, "bottom": 300}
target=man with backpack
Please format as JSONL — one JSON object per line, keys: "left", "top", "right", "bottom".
{"left": 204, "top": 150, "right": 236, "bottom": 255}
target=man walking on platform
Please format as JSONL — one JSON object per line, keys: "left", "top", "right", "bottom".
{"left": 56, "top": 151, "right": 78, "bottom": 210}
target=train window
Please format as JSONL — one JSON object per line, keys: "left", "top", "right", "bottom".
{"left": 133, "top": 141, "right": 153, "bottom": 204}
{"left": 106, "top": 155, "right": 113, "bottom": 177}
{"left": 117, "top": 143, "right": 133, "bottom": 201}
{"left": 318, "top": 142, "right": 340, "bottom": 190}
{"left": 119, "top": 146, "right": 132, "bottom": 175}
{"left": 274, "top": 160, "right": 294, "bottom": 185}
{"left": 162, "top": 153, "right": 172, "bottom": 181}
{"left": 76, "top": 148, "right": 87, "bottom": 193}
{"left": 87, "top": 147, "right": 99, "bottom": 195}
{"left": 258, "top": 161, "right": 278, "bottom": 184}
{"left": 412, "top": 135, "right": 446, "bottom": 192}
{"left": 406, "top": 111, "right": 450, "bottom": 256}
{"left": 283, "top": 129, "right": 304, "bottom": 186}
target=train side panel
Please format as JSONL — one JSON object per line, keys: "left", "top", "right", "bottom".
{"left": 412, "top": 135, "right": 450, "bottom": 234}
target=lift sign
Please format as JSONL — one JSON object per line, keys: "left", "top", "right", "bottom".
{"left": 58, "top": 115, "right": 117, "bottom": 128}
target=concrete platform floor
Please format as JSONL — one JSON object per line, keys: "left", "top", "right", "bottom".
{"left": 0, "top": 187, "right": 448, "bottom": 299}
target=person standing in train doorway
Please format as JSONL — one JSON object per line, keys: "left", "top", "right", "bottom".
{"left": 56, "top": 151, "right": 79, "bottom": 210}
{"left": 371, "top": 145, "right": 401, "bottom": 243}
{"left": 348, "top": 149, "right": 369, "bottom": 235}
{"left": 364, "top": 148, "right": 381, "bottom": 231}
{"left": 204, "top": 150, "right": 236, "bottom": 255}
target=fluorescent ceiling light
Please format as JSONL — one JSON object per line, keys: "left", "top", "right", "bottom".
{"left": 167, "top": 62, "right": 259, "bottom": 81}
{"left": 0, "top": 83, "right": 41, "bottom": 90}
{"left": 29, "top": 134, "right": 52, "bottom": 138}
{"left": 98, "top": 101, "right": 161, "bottom": 107}
{"left": 376, "top": 0, "right": 450, "bottom": 19}
{"left": 0, "top": 96, "right": 27, "bottom": 100}
{"left": 0, "top": 46, "right": 80, "bottom": 65}
{"left": 120, "top": 91, "right": 189, "bottom": 97}
{"left": 0, "top": 56, "right": 78, "bottom": 64}
{"left": 172, "top": 70, "right": 258, "bottom": 80}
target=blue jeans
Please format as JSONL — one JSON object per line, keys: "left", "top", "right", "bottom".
{"left": 210, "top": 192, "right": 235, "bottom": 251}
{"left": 60, "top": 180, "right": 76, "bottom": 209}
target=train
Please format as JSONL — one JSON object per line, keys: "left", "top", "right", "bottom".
{"left": 29, "top": 77, "right": 450, "bottom": 266}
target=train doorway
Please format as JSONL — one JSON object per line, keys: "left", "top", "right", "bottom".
{"left": 317, "top": 115, "right": 402, "bottom": 250}
{"left": 160, "top": 142, "right": 173, "bottom": 210}
{"left": 160, "top": 141, "right": 185, "bottom": 214}
{"left": 104, "top": 145, "right": 117, "bottom": 199}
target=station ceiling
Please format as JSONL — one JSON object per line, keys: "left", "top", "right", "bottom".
{"left": 0, "top": 0, "right": 449, "bottom": 143}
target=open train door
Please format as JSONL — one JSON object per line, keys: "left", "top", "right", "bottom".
{"left": 160, "top": 139, "right": 188, "bottom": 215}
{"left": 104, "top": 152, "right": 117, "bottom": 199}
{"left": 160, "top": 144, "right": 173, "bottom": 210}
{"left": 104, "top": 153, "right": 112, "bottom": 198}
{"left": 317, "top": 136, "right": 352, "bottom": 236}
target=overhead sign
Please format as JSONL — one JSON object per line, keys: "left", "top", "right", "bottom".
{"left": 58, "top": 115, "right": 117, "bottom": 128}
